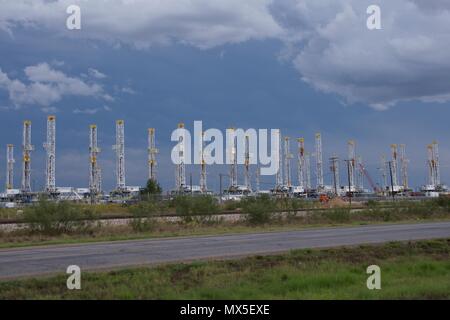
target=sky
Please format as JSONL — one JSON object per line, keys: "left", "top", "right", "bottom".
{"left": 0, "top": 0, "right": 449, "bottom": 192}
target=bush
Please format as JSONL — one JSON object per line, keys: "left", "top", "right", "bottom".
{"left": 172, "top": 195, "right": 220, "bottom": 223}
{"left": 322, "top": 208, "right": 351, "bottom": 223}
{"left": 129, "top": 201, "right": 158, "bottom": 232}
{"left": 242, "top": 194, "right": 277, "bottom": 225}
{"left": 23, "top": 198, "right": 97, "bottom": 235}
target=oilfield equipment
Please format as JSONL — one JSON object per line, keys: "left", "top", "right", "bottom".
{"left": 6, "top": 144, "right": 14, "bottom": 190}
{"left": 1, "top": 118, "right": 449, "bottom": 206}
{"left": 113, "top": 120, "right": 126, "bottom": 192}
{"left": 175, "top": 123, "right": 187, "bottom": 193}
{"left": 21, "top": 120, "right": 33, "bottom": 193}
{"left": 89, "top": 124, "right": 102, "bottom": 201}
{"left": 43, "top": 115, "right": 56, "bottom": 193}
{"left": 148, "top": 128, "right": 158, "bottom": 182}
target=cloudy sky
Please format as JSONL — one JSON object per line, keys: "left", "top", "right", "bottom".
{"left": 0, "top": 0, "right": 449, "bottom": 191}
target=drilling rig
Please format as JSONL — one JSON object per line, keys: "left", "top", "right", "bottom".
{"left": 21, "top": 120, "right": 34, "bottom": 193}
{"left": 283, "top": 136, "right": 292, "bottom": 188}
{"left": 148, "top": 128, "right": 158, "bottom": 182}
{"left": 89, "top": 124, "right": 101, "bottom": 201}
{"left": 175, "top": 123, "right": 186, "bottom": 193}
{"left": 200, "top": 131, "right": 207, "bottom": 193}
{"left": 315, "top": 133, "right": 324, "bottom": 191}
{"left": 113, "top": 120, "right": 126, "bottom": 192}
{"left": 6, "top": 144, "right": 14, "bottom": 190}
{"left": 43, "top": 115, "right": 56, "bottom": 193}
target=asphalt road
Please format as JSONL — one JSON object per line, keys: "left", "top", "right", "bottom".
{"left": 1, "top": 222, "right": 449, "bottom": 279}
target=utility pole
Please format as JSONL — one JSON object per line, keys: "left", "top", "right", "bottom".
{"left": 330, "top": 156, "right": 339, "bottom": 196}
{"left": 344, "top": 160, "right": 352, "bottom": 206}
{"left": 388, "top": 161, "right": 395, "bottom": 201}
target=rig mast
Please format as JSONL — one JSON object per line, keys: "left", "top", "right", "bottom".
{"left": 113, "top": 120, "right": 126, "bottom": 191}
{"left": 390, "top": 144, "right": 399, "bottom": 187}
{"left": 399, "top": 144, "right": 409, "bottom": 190}
{"left": 21, "top": 121, "right": 33, "bottom": 193}
{"left": 297, "top": 138, "right": 306, "bottom": 188}
{"left": 200, "top": 131, "right": 207, "bottom": 193}
{"left": 427, "top": 141, "right": 440, "bottom": 188}
{"left": 348, "top": 140, "right": 356, "bottom": 192}
{"left": 175, "top": 123, "right": 186, "bottom": 192}
{"left": 274, "top": 130, "right": 284, "bottom": 191}
{"left": 148, "top": 128, "right": 158, "bottom": 182}
{"left": 244, "top": 135, "right": 251, "bottom": 191}
{"left": 356, "top": 155, "right": 364, "bottom": 191}
{"left": 228, "top": 128, "right": 238, "bottom": 190}
{"left": 6, "top": 144, "right": 14, "bottom": 190}
{"left": 283, "top": 137, "right": 292, "bottom": 187}
{"left": 315, "top": 133, "right": 324, "bottom": 190}
{"left": 89, "top": 125, "right": 101, "bottom": 198}
{"left": 44, "top": 115, "right": 56, "bottom": 193}
{"left": 305, "top": 152, "right": 311, "bottom": 190}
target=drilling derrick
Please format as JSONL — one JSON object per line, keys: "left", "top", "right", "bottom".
{"left": 175, "top": 123, "right": 186, "bottom": 192}
{"left": 283, "top": 137, "right": 292, "bottom": 187}
{"left": 297, "top": 138, "right": 306, "bottom": 188}
{"left": 244, "top": 135, "right": 251, "bottom": 191}
{"left": 44, "top": 115, "right": 56, "bottom": 193}
{"left": 305, "top": 152, "right": 311, "bottom": 190}
{"left": 200, "top": 131, "right": 207, "bottom": 193}
{"left": 6, "top": 144, "right": 14, "bottom": 190}
{"left": 315, "top": 133, "right": 324, "bottom": 190}
{"left": 113, "top": 120, "right": 126, "bottom": 191}
{"left": 329, "top": 155, "right": 340, "bottom": 196}
{"left": 89, "top": 125, "right": 101, "bottom": 198}
{"left": 433, "top": 141, "right": 441, "bottom": 187}
{"left": 347, "top": 140, "right": 356, "bottom": 192}
{"left": 399, "top": 144, "right": 409, "bottom": 190}
{"left": 148, "top": 128, "right": 158, "bottom": 182}
{"left": 390, "top": 144, "right": 399, "bottom": 187}
{"left": 427, "top": 141, "right": 441, "bottom": 188}
{"left": 228, "top": 128, "right": 238, "bottom": 190}
{"left": 275, "top": 130, "right": 283, "bottom": 190}
{"left": 21, "top": 120, "right": 34, "bottom": 193}
{"left": 356, "top": 155, "right": 364, "bottom": 191}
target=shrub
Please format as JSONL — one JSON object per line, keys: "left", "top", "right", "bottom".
{"left": 242, "top": 194, "right": 277, "bottom": 225}
{"left": 129, "top": 201, "right": 158, "bottom": 232}
{"left": 172, "top": 195, "right": 219, "bottom": 223}
{"left": 322, "top": 208, "right": 351, "bottom": 223}
{"left": 23, "top": 198, "right": 97, "bottom": 235}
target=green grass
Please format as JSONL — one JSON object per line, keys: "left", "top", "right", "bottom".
{"left": 1, "top": 239, "right": 449, "bottom": 299}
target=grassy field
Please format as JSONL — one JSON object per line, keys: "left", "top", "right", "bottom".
{"left": 0, "top": 239, "right": 448, "bottom": 299}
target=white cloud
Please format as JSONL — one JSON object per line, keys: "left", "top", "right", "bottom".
{"left": 121, "top": 87, "right": 135, "bottom": 95}
{"left": 73, "top": 105, "right": 112, "bottom": 114}
{"left": 0, "top": 63, "right": 110, "bottom": 108}
{"left": 2, "top": 0, "right": 450, "bottom": 109}
{"left": 88, "top": 68, "right": 106, "bottom": 79}
{"left": 0, "top": 0, "right": 282, "bottom": 49}
{"left": 269, "top": 0, "right": 450, "bottom": 108}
